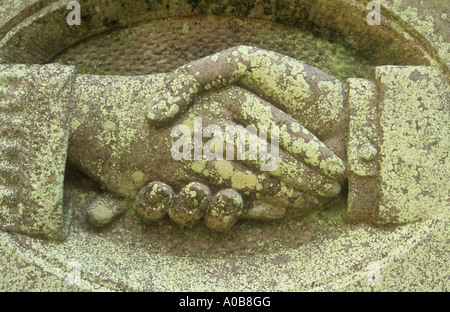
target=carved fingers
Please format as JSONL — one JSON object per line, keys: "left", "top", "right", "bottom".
{"left": 147, "top": 46, "right": 346, "bottom": 191}
{"left": 223, "top": 87, "right": 346, "bottom": 181}
{"left": 139, "top": 46, "right": 348, "bottom": 232}
{"left": 178, "top": 87, "right": 344, "bottom": 199}
{"left": 216, "top": 87, "right": 345, "bottom": 199}
{"left": 147, "top": 68, "right": 200, "bottom": 126}
{"left": 134, "top": 181, "right": 245, "bottom": 232}
{"left": 86, "top": 177, "right": 324, "bottom": 232}
{"left": 147, "top": 46, "right": 241, "bottom": 126}
{"left": 131, "top": 180, "right": 323, "bottom": 232}
{"left": 147, "top": 45, "right": 346, "bottom": 140}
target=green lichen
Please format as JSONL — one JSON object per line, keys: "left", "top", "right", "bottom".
{"left": 231, "top": 171, "right": 258, "bottom": 190}
{"left": 376, "top": 66, "right": 450, "bottom": 223}
{"left": 0, "top": 64, "right": 75, "bottom": 240}
{"left": 346, "top": 78, "right": 379, "bottom": 177}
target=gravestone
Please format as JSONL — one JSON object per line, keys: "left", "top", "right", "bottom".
{"left": 0, "top": 0, "right": 448, "bottom": 291}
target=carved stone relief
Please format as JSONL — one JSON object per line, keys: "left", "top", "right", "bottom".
{"left": 0, "top": 0, "right": 448, "bottom": 291}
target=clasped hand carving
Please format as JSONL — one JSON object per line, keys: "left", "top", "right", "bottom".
{"left": 68, "top": 46, "right": 347, "bottom": 232}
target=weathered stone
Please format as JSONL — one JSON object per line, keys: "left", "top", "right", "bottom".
{"left": 0, "top": 0, "right": 448, "bottom": 293}
{"left": 66, "top": 48, "right": 347, "bottom": 229}
{"left": 86, "top": 193, "right": 129, "bottom": 227}
{"left": 203, "top": 189, "right": 244, "bottom": 232}
{"left": 135, "top": 182, "right": 174, "bottom": 222}
{"left": 375, "top": 66, "right": 449, "bottom": 224}
{"left": 0, "top": 64, "right": 75, "bottom": 240}
{"left": 242, "top": 201, "right": 287, "bottom": 221}
{"left": 169, "top": 182, "right": 211, "bottom": 227}
{"left": 345, "top": 78, "right": 379, "bottom": 222}
{"left": 346, "top": 66, "right": 450, "bottom": 224}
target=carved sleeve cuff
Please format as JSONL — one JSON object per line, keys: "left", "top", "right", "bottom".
{"left": 0, "top": 64, "right": 76, "bottom": 240}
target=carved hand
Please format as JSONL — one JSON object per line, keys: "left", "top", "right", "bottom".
{"left": 68, "top": 46, "right": 347, "bottom": 231}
